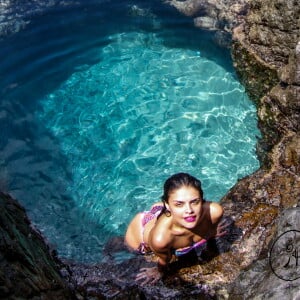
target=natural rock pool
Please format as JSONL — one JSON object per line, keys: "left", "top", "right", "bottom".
{"left": 0, "top": 0, "right": 259, "bottom": 263}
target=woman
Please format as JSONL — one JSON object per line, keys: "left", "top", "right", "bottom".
{"left": 125, "top": 172, "right": 227, "bottom": 285}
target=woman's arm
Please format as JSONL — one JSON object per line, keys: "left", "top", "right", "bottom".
{"left": 135, "top": 226, "right": 173, "bottom": 285}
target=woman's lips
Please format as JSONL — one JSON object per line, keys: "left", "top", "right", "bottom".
{"left": 184, "top": 216, "right": 196, "bottom": 222}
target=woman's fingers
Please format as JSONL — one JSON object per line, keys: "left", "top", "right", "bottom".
{"left": 215, "top": 219, "right": 230, "bottom": 237}
{"left": 135, "top": 267, "right": 162, "bottom": 286}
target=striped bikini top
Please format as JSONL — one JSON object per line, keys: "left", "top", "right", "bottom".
{"left": 174, "top": 238, "right": 207, "bottom": 256}
{"left": 141, "top": 204, "right": 208, "bottom": 257}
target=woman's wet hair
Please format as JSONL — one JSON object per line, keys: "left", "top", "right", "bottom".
{"left": 159, "top": 173, "right": 204, "bottom": 216}
{"left": 162, "top": 172, "right": 204, "bottom": 202}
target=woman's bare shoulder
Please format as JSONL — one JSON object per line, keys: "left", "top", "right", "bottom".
{"left": 209, "top": 201, "right": 223, "bottom": 224}
{"left": 149, "top": 216, "right": 173, "bottom": 251}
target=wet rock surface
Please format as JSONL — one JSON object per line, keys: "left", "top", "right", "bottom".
{"left": 0, "top": 0, "right": 299, "bottom": 299}
{"left": 0, "top": 192, "right": 74, "bottom": 299}
{"left": 165, "top": 0, "right": 249, "bottom": 31}
{"left": 227, "top": 207, "right": 300, "bottom": 299}
{"left": 165, "top": 0, "right": 250, "bottom": 47}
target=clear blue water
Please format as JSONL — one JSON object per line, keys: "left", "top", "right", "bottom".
{"left": 0, "top": 1, "right": 259, "bottom": 262}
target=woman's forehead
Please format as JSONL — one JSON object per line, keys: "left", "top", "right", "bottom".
{"left": 168, "top": 186, "right": 200, "bottom": 200}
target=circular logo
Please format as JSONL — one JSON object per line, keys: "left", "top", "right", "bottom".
{"left": 269, "top": 230, "right": 300, "bottom": 281}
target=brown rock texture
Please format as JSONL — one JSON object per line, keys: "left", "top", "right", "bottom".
{"left": 165, "top": 0, "right": 250, "bottom": 32}
{"left": 171, "top": 0, "right": 300, "bottom": 296}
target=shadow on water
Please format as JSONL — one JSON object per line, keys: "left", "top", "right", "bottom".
{"left": 0, "top": 0, "right": 137, "bottom": 262}
{"left": 0, "top": 0, "right": 233, "bottom": 103}
{"left": 150, "top": 2, "right": 234, "bottom": 72}
{"left": 0, "top": 0, "right": 235, "bottom": 262}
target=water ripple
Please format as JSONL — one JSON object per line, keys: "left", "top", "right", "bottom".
{"left": 37, "top": 30, "right": 259, "bottom": 243}
{"left": 0, "top": 1, "right": 260, "bottom": 262}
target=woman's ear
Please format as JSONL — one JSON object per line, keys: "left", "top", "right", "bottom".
{"left": 165, "top": 202, "right": 170, "bottom": 212}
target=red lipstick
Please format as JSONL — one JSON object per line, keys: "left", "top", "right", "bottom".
{"left": 184, "top": 216, "right": 196, "bottom": 222}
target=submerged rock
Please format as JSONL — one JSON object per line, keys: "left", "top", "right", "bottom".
{"left": 0, "top": 0, "right": 80, "bottom": 38}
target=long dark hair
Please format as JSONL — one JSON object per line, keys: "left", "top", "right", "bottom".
{"left": 160, "top": 173, "right": 204, "bottom": 216}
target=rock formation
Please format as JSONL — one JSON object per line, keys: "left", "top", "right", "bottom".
{"left": 0, "top": 0, "right": 299, "bottom": 298}
{"left": 0, "top": 192, "right": 74, "bottom": 299}
{"left": 163, "top": 0, "right": 299, "bottom": 297}
{"left": 165, "top": 0, "right": 249, "bottom": 32}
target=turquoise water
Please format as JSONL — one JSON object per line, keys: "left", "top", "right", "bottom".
{"left": 0, "top": 1, "right": 259, "bottom": 262}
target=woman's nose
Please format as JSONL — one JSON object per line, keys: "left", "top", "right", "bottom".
{"left": 185, "top": 204, "right": 193, "bottom": 213}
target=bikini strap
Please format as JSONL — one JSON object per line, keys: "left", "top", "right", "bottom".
{"left": 174, "top": 239, "right": 207, "bottom": 256}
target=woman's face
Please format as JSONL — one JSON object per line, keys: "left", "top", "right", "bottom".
{"left": 165, "top": 185, "right": 202, "bottom": 229}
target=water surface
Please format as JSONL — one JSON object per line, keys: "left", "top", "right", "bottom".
{"left": 0, "top": 0, "right": 259, "bottom": 262}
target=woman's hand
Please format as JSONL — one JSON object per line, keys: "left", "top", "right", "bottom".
{"left": 215, "top": 218, "right": 230, "bottom": 237}
{"left": 135, "top": 266, "right": 162, "bottom": 286}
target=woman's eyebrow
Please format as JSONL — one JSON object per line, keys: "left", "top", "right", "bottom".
{"left": 190, "top": 197, "right": 201, "bottom": 202}
{"left": 172, "top": 197, "right": 200, "bottom": 202}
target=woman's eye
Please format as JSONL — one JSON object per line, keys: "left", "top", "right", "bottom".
{"left": 192, "top": 199, "right": 201, "bottom": 205}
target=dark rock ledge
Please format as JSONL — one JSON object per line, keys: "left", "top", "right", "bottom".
{"left": 1, "top": 0, "right": 300, "bottom": 299}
